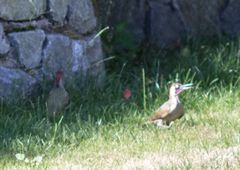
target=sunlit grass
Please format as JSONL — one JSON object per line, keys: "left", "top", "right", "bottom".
{"left": 1, "top": 38, "right": 240, "bottom": 169}
{"left": 1, "top": 80, "right": 240, "bottom": 169}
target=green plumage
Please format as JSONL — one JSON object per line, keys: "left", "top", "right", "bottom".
{"left": 46, "top": 86, "right": 69, "bottom": 118}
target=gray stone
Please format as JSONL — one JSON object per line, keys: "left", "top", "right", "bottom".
{"left": 0, "top": 23, "right": 10, "bottom": 55}
{"left": 8, "top": 30, "right": 46, "bottom": 69}
{"left": 176, "top": 0, "right": 225, "bottom": 36}
{"left": 72, "top": 40, "right": 89, "bottom": 76}
{"left": 0, "top": 0, "right": 46, "bottom": 21}
{"left": 149, "top": 0, "right": 186, "bottom": 46}
{"left": 43, "top": 33, "right": 105, "bottom": 87}
{"left": 85, "top": 36, "right": 105, "bottom": 86}
{"left": 48, "top": 0, "right": 97, "bottom": 34}
{"left": 43, "top": 34, "right": 73, "bottom": 81}
{"left": 96, "top": 0, "right": 146, "bottom": 45}
{"left": 220, "top": 0, "right": 240, "bottom": 37}
{"left": 126, "top": 0, "right": 146, "bottom": 44}
{"left": 71, "top": 37, "right": 106, "bottom": 86}
{"left": 68, "top": 0, "right": 97, "bottom": 34}
{"left": 49, "top": 0, "right": 69, "bottom": 26}
{"left": 96, "top": 0, "right": 237, "bottom": 46}
{"left": 0, "top": 66, "right": 37, "bottom": 103}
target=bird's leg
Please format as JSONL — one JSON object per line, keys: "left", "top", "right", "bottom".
{"left": 152, "top": 119, "right": 161, "bottom": 125}
{"left": 154, "top": 119, "right": 164, "bottom": 126}
{"left": 154, "top": 119, "right": 167, "bottom": 128}
{"left": 154, "top": 119, "right": 174, "bottom": 129}
{"left": 166, "top": 121, "right": 174, "bottom": 128}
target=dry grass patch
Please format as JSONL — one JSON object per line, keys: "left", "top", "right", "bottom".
{"left": 120, "top": 146, "right": 240, "bottom": 169}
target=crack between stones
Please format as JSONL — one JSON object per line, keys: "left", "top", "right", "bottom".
{"left": 64, "top": 4, "right": 71, "bottom": 24}
{"left": 41, "top": 35, "right": 48, "bottom": 64}
{"left": 44, "top": 0, "right": 54, "bottom": 23}
{"left": 2, "top": 19, "right": 52, "bottom": 33}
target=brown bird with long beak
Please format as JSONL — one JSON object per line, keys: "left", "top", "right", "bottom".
{"left": 46, "top": 70, "right": 69, "bottom": 119}
{"left": 150, "top": 83, "right": 193, "bottom": 128}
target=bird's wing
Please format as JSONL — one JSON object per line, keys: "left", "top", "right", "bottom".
{"left": 46, "top": 89, "right": 59, "bottom": 114}
{"left": 61, "top": 89, "right": 69, "bottom": 107}
{"left": 46, "top": 88, "right": 69, "bottom": 116}
{"left": 150, "top": 101, "right": 171, "bottom": 121}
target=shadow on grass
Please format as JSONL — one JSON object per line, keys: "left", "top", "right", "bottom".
{"left": 1, "top": 36, "right": 240, "bottom": 160}
{"left": 0, "top": 75, "right": 154, "bottom": 158}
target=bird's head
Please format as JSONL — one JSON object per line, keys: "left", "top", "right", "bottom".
{"left": 169, "top": 83, "right": 193, "bottom": 98}
{"left": 54, "top": 70, "right": 64, "bottom": 87}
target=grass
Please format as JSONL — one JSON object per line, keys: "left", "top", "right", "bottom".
{"left": 1, "top": 38, "right": 240, "bottom": 169}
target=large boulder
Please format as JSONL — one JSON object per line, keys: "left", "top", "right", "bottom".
{"left": 72, "top": 40, "right": 90, "bottom": 79}
{"left": 220, "top": 0, "right": 240, "bottom": 37}
{"left": 176, "top": 0, "right": 226, "bottom": 36}
{"left": 0, "top": 23, "right": 10, "bottom": 55}
{"left": 67, "top": 0, "right": 97, "bottom": 34}
{"left": 95, "top": 0, "right": 187, "bottom": 47}
{"left": 0, "top": 0, "right": 46, "bottom": 21}
{"left": 85, "top": 37, "right": 105, "bottom": 86}
{"left": 8, "top": 30, "right": 46, "bottom": 69}
{"left": 148, "top": 0, "right": 186, "bottom": 46}
{"left": 94, "top": 0, "right": 233, "bottom": 46}
{"left": 43, "top": 34, "right": 73, "bottom": 81}
{"left": 49, "top": 0, "right": 96, "bottom": 34}
{"left": 43, "top": 33, "right": 105, "bottom": 88}
{"left": 0, "top": 66, "right": 38, "bottom": 103}
{"left": 95, "top": 0, "right": 145, "bottom": 45}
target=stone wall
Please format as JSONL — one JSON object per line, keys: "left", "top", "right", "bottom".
{"left": 0, "top": 0, "right": 105, "bottom": 103}
{"left": 95, "top": 0, "right": 240, "bottom": 47}
{"left": 1, "top": 0, "right": 240, "bottom": 102}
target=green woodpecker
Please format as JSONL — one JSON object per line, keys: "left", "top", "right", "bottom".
{"left": 150, "top": 83, "right": 193, "bottom": 127}
{"left": 46, "top": 70, "right": 69, "bottom": 119}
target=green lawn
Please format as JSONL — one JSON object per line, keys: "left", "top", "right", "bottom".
{"left": 1, "top": 38, "right": 240, "bottom": 169}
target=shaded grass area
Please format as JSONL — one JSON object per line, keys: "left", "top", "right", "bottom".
{"left": 1, "top": 37, "right": 240, "bottom": 169}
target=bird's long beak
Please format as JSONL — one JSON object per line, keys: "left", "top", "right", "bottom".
{"left": 180, "top": 83, "right": 193, "bottom": 90}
